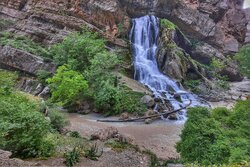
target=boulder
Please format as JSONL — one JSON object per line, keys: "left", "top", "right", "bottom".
{"left": 0, "top": 46, "right": 56, "bottom": 75}
{"left": 140, "top": 95, "right": 155, "bottom": 108}
{"left": 191, "top": 43, "right": 224, "bottom": 64}
{"left": 0, "top": 150, "right": 12, "bottom": 159}
{"left": 91, "top": 127, "right": 119, "bottom": 141}
{"left": 144, "top": 118, "right": 153, "bottom": 124}
{"left": 220, "top": 66, "right": 244, "bottom": 82}
{"left": 119, "top": 112, "right": 130, "bottom": 120}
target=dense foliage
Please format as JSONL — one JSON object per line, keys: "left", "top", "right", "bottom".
{"left": 177, "top": 101, "right": 250, "bottom": 165}
{"left": 48, "top": 30, "right": 106, "bottom": 72}
{"left": 236, "top": 45, "right": 250, "bottom": 78}
{"left": 0, "top": 71, "right": 55, "bottom": 158}
{"left": 47, "top": 65, "right": 88, "bottom": 105}
{"left": 47, "top": 29, "right": 146, "bottom": 115}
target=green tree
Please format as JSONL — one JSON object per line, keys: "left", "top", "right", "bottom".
{"left": 49, "top": 29, "right": 106, "bottom": 72}
{"left": 235, "top": 45, "right": 250, "bottom": 78}
{"left": 47, "top": 65, "right": 88, "bottom": 105}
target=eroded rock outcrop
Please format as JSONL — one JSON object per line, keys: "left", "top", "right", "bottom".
{"left": 0, "top": 46, "right": 56, "bottom": 75}
{"left": 0, "top": 0, "right": 248, "bottom": 81}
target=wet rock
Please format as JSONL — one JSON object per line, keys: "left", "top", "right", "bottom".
{"left": 168, "top": 113, "right": 178, "bottom": 120}
{"left": 144, "top": 118, "right": 153, "bottom": 124}
{"left": 140, "top": 95, "right": 155, "bottom": 108}
{"left": 119, "top": 112, "right": 129, "bottom": 120}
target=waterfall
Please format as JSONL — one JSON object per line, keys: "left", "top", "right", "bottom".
{"left": 130, "top": 15, "right": 204, "bottom": 119}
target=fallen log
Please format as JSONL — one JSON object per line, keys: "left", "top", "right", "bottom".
{"left": 97, "top": 100, "right": 192, "bottom": 123}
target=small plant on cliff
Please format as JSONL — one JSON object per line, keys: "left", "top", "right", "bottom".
{"left": 160, "top": 19, "right": 176, "bottom": 30}
{"left": 0, "top": 32, "right": 50, "bottom": 57}
{"left": 47, "top": 65, "right": 89, "bottom": 105}
{"left": 235, "top": 44, "right": 250, "bottom": 78}
{"left": 210, "top": 58, "right": 229, "bottom": 89}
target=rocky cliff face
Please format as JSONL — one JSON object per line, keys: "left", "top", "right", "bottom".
{"left": 0, "top": 0, "right": 248, "bottom": 50}
{"left": 0, "top": 0, "right": 248, "bottom": 82}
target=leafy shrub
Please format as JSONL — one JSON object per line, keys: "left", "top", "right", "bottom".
{"left": 235, "top": 45, "right": 250, "bottom": 78}
{"left": 0, "top": 92, "right": 54, "bottom": 158}
{"left": 94, "top": 81, "right": 146, "bottom": 115}
{"left": 177, "top": 101, "right": 250, "bottom": 165}
{"left": 69, "top": 131, "right": 81, "bottom": 138}
{"left": 160, "top": 19, "right": 176, "bottom": 30}
{"left": 0, "top": 70, "right": 18, "bottom": 95}
{"left": 64, "top": 147, "right": 81, "bottom": 167}
{"left": 48, "top": 109, "right": 69, "bottom": 132}
{"left": 47, "top": 65, "right": 88, "bottom": 105}
{"left": 0, "top": 32, "right": 50, "bottom": 57}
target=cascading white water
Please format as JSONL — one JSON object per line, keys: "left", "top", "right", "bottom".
{"left": 130, "top": 15, "right": 204, "bottom": 119}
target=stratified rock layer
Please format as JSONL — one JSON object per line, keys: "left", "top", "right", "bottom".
{"left": 0, "top": 46, "right": 56, "bottom": 75}
{"left": 0, "top": 0, "right": 248, "bottom": 81}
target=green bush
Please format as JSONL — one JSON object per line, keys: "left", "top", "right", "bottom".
{"left": 177, "top": 101, "right": 250, "bottom": 165}
{"left": 64, "top": 147, "right": 81, "bottom": 167}
{"left": 47, "top": 65, "right": 88, "bottom": 105}
{"left": 235, "top": 45, "right": 250, "bottom": 78}
{"left": 0, "top": 70, "right": 18, "bottom": 95}
{"left": 69, "top": 131, "right": 81, "bottom": 138}
{"left": 0, "top": 92, "right": 54, "bottom": 158}
{"left": 48, "top": 109, "right": 69, "bottom": 132}
{"left": 160, "top": 19, "right": 176, "bottom": 30}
